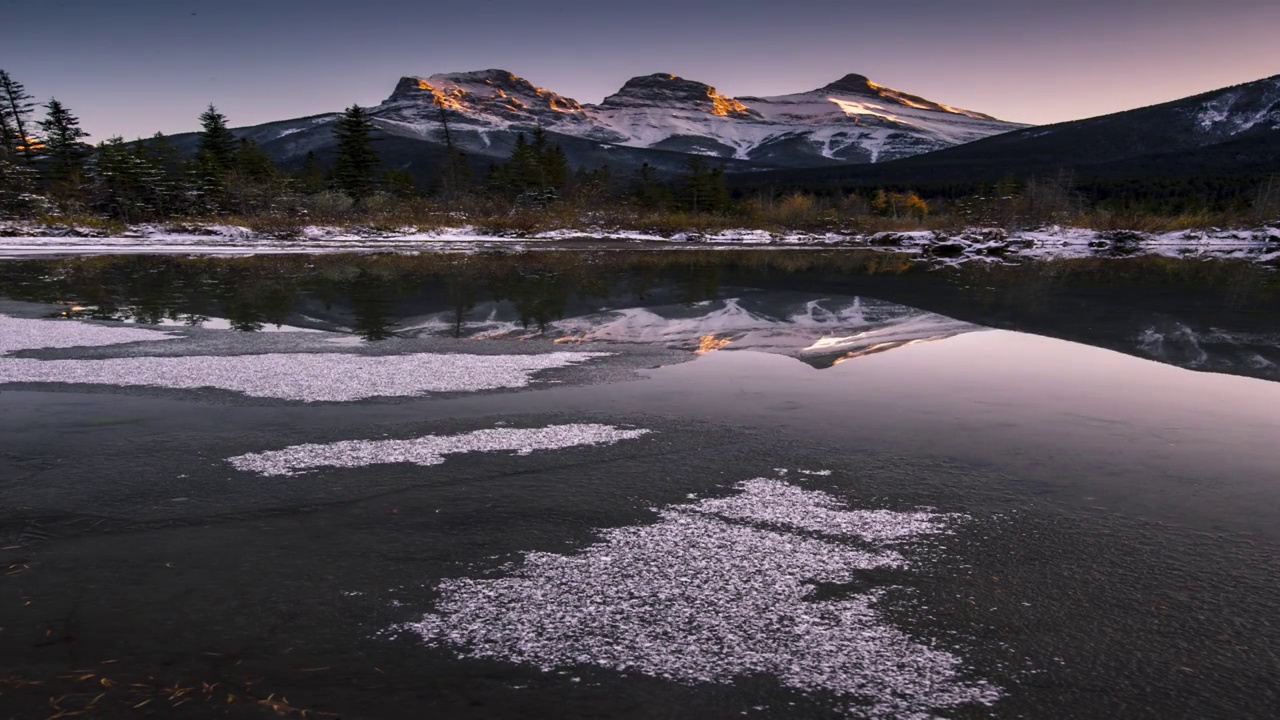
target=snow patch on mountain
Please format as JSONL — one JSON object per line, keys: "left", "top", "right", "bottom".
{"left": 368, "top": 69, "right": 1025, "bottom": 166}
{"left": 1193, "top": 76, "right": 1280, "bottom": 135}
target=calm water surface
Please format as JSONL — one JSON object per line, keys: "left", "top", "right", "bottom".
{"left": 1, "top": 251, "right": 1278, "bottom": 719}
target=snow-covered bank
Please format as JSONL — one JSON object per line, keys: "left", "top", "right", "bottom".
{"left": 1, "top": 222, "right": 1278, "bottom": 263}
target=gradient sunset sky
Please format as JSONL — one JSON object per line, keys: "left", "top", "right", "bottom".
{"left": 5, "top": 0, "right": 1278, "bottom": 139}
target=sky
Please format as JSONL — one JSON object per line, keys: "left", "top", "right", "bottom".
{"left": 4, "top": 0, "right": 1278, "bottom": 140}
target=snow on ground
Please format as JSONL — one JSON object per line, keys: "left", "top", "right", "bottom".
{"left": 0, "top": 350, "right": 610, "bottom": 402}
{"left": 403, "top": 474, "right": 999, "bottom": 719}
{"left": 0, "top": 223, "right": 1277, "bottom": 263}
{"left": 227, "top": 424, "right": 650, "bottom": 476}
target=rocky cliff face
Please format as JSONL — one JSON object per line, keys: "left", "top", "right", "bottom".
{"left": 380, "top": 69, "right": 597, "bottom": 134}
{"left": 600, "top": 74, "right": 762, "bottom": 119}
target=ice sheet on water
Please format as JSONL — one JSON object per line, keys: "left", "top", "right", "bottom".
{"left": 227, "top": 424, "right": 651, "bottom": 476}
{"left": 0, "top": 314, "right": 180, "bottom": 355}
{"left": 405, "top": 476, "right": 1000, "bottom": 719}
{"left": 0, "top": 351, "right": 610, "bottom": 402}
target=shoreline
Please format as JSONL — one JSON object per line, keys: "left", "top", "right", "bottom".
{"left": 1, "top": 223, "right": 1278, "bottom": 263}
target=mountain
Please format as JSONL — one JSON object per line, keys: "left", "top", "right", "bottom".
{"left": 733, "top": 74, "right": 1280, "bottom": 189}
{"left": 179, "top": 69, "right": 1023, "bottom": 179}
{"left": 395, "top": 293, "right": 980, "bottom": 369}
{"left": 582, "top": 72, "right": 1020, "bottom": 164}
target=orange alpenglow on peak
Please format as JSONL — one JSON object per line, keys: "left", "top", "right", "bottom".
{"left": 707, "top": 88, "right": 750, "bottom": 117}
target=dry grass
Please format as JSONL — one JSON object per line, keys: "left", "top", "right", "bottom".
{"left": 15, "top": 194, "right": 1278, "bottom": 239}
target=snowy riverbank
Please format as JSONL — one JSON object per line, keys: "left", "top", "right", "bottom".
{"left": 1, "top": 222, "right": 1278, "bottom": 263}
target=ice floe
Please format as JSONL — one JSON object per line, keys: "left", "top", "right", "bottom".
{"left": 0, "top": 314, "right": 180, "bottom": 355}
{"left": 227, "top": 424, "right": 651, "bottom": 476}
{"left": 405, "top": 477, "right": 999, "bottom": 718}
{"left": 0, "top": 351, "right": 609, "bottom": 402}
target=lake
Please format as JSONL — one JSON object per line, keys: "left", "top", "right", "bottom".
{"left": 1, "top": 250, "right": 1278, "bottom": 719}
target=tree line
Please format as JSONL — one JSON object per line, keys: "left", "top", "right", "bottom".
{"left": 1, "top": 67, "right": 419, "bottom": 220}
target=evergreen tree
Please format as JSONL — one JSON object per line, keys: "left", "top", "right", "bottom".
{"left": 530, "top": 127, "right": 551, "bottom": 190}
{"left": 540, "top": 144, "right": 569, "bottom": 192}
{"left": 226, "top": 138, "right": 281, "bottom": 214}
{"left": 143, "top": 132, "right": 182, "bottom": 175}
{"left": 196, "top": 105, "right": 237, "bottom": 174}
{"left": 89, "top": 137, "right": 165, "bottom": 221}
{"left": 680, "top": 157, "right": 729, "bottom": 214}
{"left": 195, "top": 105, "right": 237, "bottom": 209}
{"left": 633, "top": 162, "right": 669, "bottom": 209}
{"left": 0, "top": 103, "right": 17, "bottom": 161}
{"left": 382, "top": 168, "right": 419, "bottom": 199}
{"left": 331, "top": 104, "right": 380, "bottom": 200}
{"left": 507, "top": 133, "right": 539, "bottom": 191}
{"left": 135, "top": 133, "right": 186, "bottom": 217}
{"left": 484, "top": 130, "right": 568, "bottom": 200}
{"left": 233, "top": 138, "right": 276, "bottom": 182}
{"left": 0, "top": 70, "right": 38, "bottom": 162}
{"left": 36, "top": 99, "right": 90, "bottom": 189}
{"left": 298, "top": 151, "right": 327, "bottom": 194}
{"left": 0, "top": 155, "right": 41, "bottom": 216}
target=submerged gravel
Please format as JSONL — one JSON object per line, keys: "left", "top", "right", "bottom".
{"left": 227, "top": 424, "right": 652, "bottom": 476}
{"left": 407, "top": 477, "right": 999, "bottom": 718}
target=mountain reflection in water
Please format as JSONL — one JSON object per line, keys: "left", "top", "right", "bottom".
{"left": 397, "top": 294, "right": 980, "bottom": 369}
{"left": 0, "top": 251, "right": 1276, "bottom": 381}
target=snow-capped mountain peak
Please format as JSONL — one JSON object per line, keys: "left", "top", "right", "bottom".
{"left": 600, "top": 73, "right": 761, "bottom": 119}
{"left": 354, "top": 69, "right": 1026, "bottom": 168}
{"left": 587, "top": 72, "right": 1025, "bottom": 164}
{"left": 387, "top": 69, "right": 589, "bottom": 122}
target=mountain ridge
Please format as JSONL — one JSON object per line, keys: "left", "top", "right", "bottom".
{"left": 184, "top": 68, "right": 1024, "bottom": 180}
{"left": 731, "top": 73, "right": 1280, "bottom": 189}
{"left": 374, "top": 68, "right": 1024, "bottom": 165}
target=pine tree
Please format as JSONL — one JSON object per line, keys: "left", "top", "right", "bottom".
{"left": 0, "top": 155, "right": 41, "bottom": 216}
{"left": 136, "top": 133, "right": 186, "bottom": 217}
{"left": 90, "top": 137, "right": 164, "bottom": 221}
{"left": 633, "top": 163, "right": 669, "bottom": 209}
{"left": 196, "top": 105, "right": 237, "bottom": 175}
{"left": 331, "top": 104, "right": 379, "bottom": 200}
{"left": 382, "top": 168, "right": 419, "bottom": 199}
{"left": 225, "top": 138, "right": 280, "bottom": 214}
{"left": 191, "top": 105, "right": 238, "bottom": 213}
{"left": 678, "top": 158, "right": 729, "bottom": 214}
{"left": 0, "top": 70, "right": 38, "bottom": 162}
{"left": 298, "top": 151, "right": 327, "bottom": 194}
{"left": 233, "top": 138, "right": 276, "bottom": 182}
{"left": 508, "top": 133, "right": 539, "bottom": 192}
{"left": 540, "top": 145, "right": 569, "bottom": 192}
{"left": 0, "top": 103, "right": 17, "bottom": 161}
{"left": 143, "top": 132, "right": 182, "bottom": 176}
{"left": 36, "top": 99, "right": 90, "bottom": 189}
